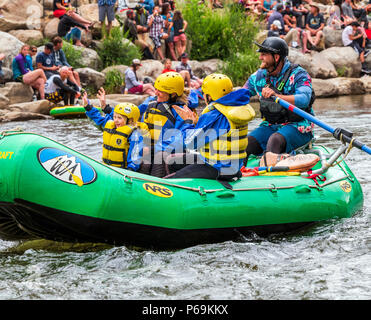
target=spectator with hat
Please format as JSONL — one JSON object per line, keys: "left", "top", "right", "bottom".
{"left": 124, "top": 59, "right": 156, "bottom": 95}
{"left": 175, "top": 53, "right": 203, "bottom": 89}
{"left": 304, "top": 3, "right": 325, "bottom": 51}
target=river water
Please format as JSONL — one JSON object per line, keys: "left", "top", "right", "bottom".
{"left": 0, "top": 95, "right": 370, "bottom": 300}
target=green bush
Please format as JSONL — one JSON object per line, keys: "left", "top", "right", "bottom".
{"left": 180, "top": 0, "right": 260, "bottom": 86}
{"left": 97, "top": 27, "right": 142, "bottom": 69}
{"left": 62, "top": 40, "right": 85, "bottom": 68}
{"left": 104, "top": 69, "right": 125, "bottom": 94}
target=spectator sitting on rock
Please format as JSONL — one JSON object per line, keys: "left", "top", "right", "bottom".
{"left": 282, "top": 5, "right": 298, "bottom": 32}
{"left": 268, "top": 19, "right": 308, "bottom": 51}
{"left": 0, "top": 53, "right": 5, "bottom": 85}
{"left": 175, "top": 53, "right": 203, "bottom": 89}
{"left": 124, "top": 59, "right": 156, "bottom": 96}
{"left": 52, "top": 36, "right": 81, "bottom": 88}
{"left": 123, "top": 9, "right": 154, "bottom": 60}
{"left": 162, "top": 58, "right": 176, "bottom": 73}
{"left": 147, "top": 5, "right": 169, "bottom": 60}
{"left": 98, "top": 0, "right": 117, "bottom": 38}
{"left": 171, "top": 10, "right": 188, "bottom": 57}
{"left": 292, "top": 0, "right": 309, "bottom": 29}
{"left": 57, "top": 12, "right": 88, "bottom": 47}
{"left": 12, "top": 45, "right": 47, "bottom": 100}
{"left": 36, "top": 43, "right": 60, "bottom": 79}
{"left": 267, "top": 4, "right": 286, "bottom": 32}
{"left": 27, "top": 45, "right": 38, "bottom": 70}
{"left": 161, "top": 3, "right": 177, "bottom": 61}
{"left": 44, "top": 66, "right": 81, "bottom": 106}
{"left": 341, "top": 0, "right": 358, "bottom": 24}
{"left": 304, "top": 3, "right": 325, "bottom": 51}
{"left": 350, "top": 0, "right": 369, "bottom": 28}
{"left": 342, "top": 21, "right": 371, "bottom": 74}
{"left": 53, "top": 0, "right": 93, "bottom": 30}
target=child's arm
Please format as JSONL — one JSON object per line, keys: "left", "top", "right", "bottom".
{"left": 82, "top": 91, "right": 112, "bottom": 129}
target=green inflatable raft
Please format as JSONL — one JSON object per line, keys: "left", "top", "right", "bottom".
{"left": 50, "top": 105, "right": 101, "bottom": 118}
{"left": 0, "top": 130, "right": 364, "bottom": 249}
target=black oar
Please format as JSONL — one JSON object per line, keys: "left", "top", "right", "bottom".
{"left": 272, "top": 96, "right": 371, "bottom": 155}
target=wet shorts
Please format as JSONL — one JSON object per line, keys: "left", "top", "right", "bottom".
{"left": 249, "top": 123, "right": 313, "bottom": 154}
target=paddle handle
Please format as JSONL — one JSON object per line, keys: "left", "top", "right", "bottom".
{"left": 273, "top": 96, "right": 371, "bottom": 155}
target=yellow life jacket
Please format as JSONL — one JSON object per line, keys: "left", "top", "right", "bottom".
{"left": 143, "top": 101, "right": 177, "bottom": 146}
{"left": 199, "top": 103, "right": 256, "bottom": 163}
{"left": 102, "top": 121, "right": 136, "bottom": 168}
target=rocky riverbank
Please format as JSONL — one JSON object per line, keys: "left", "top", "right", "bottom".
{"left": 0, "top": 0, "right": 370, "bottom": 122}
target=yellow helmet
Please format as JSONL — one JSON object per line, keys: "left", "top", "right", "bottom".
{"left": 154, "top": 72, "right": 184, "bottom": 96}
{"left": 202, "top": 73, "right": 233, "bottom": 101}
{"left": 114, "top": 103, "right": 140, "bottom": 123}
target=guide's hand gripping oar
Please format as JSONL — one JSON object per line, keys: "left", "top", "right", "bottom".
{"left": 272, "top": 96, "right": 371, "bottom": 156}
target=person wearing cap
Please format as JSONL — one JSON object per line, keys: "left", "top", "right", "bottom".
{"left": 304, "top": 3, "right": 325, "bottom": 50}
{"left": 242, "top": 37, "right": 315, "bottom": 163}
{"left": 36, "top": 43, "right": 60, "bottom": 79}
{"left": 175, "top": 53, "right": 203, "bottom": 89}
{"left": 268, "top": 19, "right": 310, "bottom": 52}
{"left": 82, "top": 88, "right": 146, "bottom": 171}
{"left": 166, "top": 74, "right": 255, "bottom": 180}
{"left": 342, "top": 21, "right": 370, "bottom": 74}
{"left": 124, "top": 59, "right": 156, "bottom": 96}
{"left": 267, "top": 4, "right": 286, "bottom": 32}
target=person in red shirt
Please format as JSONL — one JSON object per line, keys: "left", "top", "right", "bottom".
{"left": 161, "top": 58, "right": 176, "bottom": 73}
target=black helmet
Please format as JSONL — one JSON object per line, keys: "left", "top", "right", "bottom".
{"left": 254, "top": 37, "right": 289, "bottom": 58}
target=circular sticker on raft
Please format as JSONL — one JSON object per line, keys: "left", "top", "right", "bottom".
{"left": 143, "top": 183, "right": 173, "bottom": 198}
{"left": 339, "top": 181, "right": 352, "bottom": 193}
{"left": 37, "top": 148, "right": 97, "bottom": 186}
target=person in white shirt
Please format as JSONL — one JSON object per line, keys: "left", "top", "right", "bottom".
{"left": 342, "top": 21, "right": 370, "bottom": 74}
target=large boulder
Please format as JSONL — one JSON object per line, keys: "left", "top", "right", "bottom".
{"left": 136, "top": 60, "right": 165, "bottom": 80}
{"left": 75, "top": 67, "right": 105, "bottom": 90}
{"left": 359, "top": 76, "right": 371, "bottom": 93}
{"left": 8, "top": 100, "right": 51, "bottom": 114}
{"left": 316, "top": 46, "right": 361, "bottom": 77}
{"left": 0, "top": 32, "right": 24, "bottom": 69}
{"left": 288, "top": 48, "right": 337, "bottom": 79}
{"left": 312, "top": 77, "right": 367, "bottom": 97}
{"left": 9, "top": 29, "right": 44, "bottom": 45}
{"left": 0, "top": 0, "right": 43, "bottom": 32}
{"left": 79, "top": 47, "right": 102, "bottom": 70}
{"left": 43, "top": 18, "right": 59, "bottom": 39}
{"left": 0, "top": 93, "right": 10, "bottom": 109}
{"left": 0, "top": 111, "right": 50, "bottom": 122}
{"left": 102, "top": 65, "right": 129, "bottom": 76}
{"left": 323, "top": 26, "right": 343, "bottom": 48}
{"left": 0, "top": 82, "right": 34, "bottom": 104}
{"left": 105, "top": 94, "right": 150, "bottom": 106}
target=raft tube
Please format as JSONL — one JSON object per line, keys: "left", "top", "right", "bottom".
{"left": 0, "top": 130, "right": 364, "bottom": 249}
{"left": 50, "top": 105, "right": 101, "bottom": 118}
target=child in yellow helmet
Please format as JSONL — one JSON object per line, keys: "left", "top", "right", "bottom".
{"left": 82, "top": 89, "right": 145, "bottom": 171}
{"left": 168, "top": 73, "right": 255, "bottom": 180}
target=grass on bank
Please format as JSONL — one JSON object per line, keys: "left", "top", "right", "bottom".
{"left": 180, "top": 0, "right": 261, "bottom": 86}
